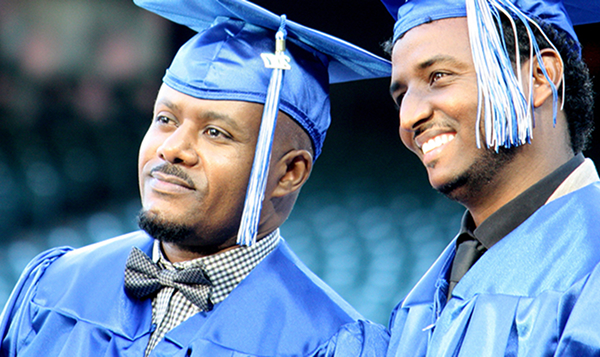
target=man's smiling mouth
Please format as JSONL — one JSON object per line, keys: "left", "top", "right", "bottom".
{"left": 421, "top": 133, "right": 456, "bottom": 155}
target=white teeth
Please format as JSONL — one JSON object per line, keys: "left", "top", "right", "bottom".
{"left": 421, "top": 133, "right": 455, "bottom": 155}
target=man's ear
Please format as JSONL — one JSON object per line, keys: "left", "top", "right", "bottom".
{"left": 532, "top": 48, "right": 564, "bottom": 108}
{"left": 271, "top": 149, "right": 313, "bottom": 198}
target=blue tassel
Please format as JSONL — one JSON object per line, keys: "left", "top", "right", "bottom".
{"left": 465, "top": 0, "right": 562, "bottom": 151}
{"left": 236, "top": 16, "right": 289, "bottom": 247}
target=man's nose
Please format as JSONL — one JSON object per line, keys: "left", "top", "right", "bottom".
{"left": 399, "top": 90, "right": 434, "bottom": 134}
{"left": 156, "top": 125, "right": 200, "bottom": 166}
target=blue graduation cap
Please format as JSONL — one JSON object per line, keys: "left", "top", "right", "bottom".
{"left": 382, "top": 0, "right": 600, "bottom": 41}
{"left": 380, "top": 0, "right": 600, "bottom": 151}
{"left": 134, "top": 0, "right": 391, "bottom": 246}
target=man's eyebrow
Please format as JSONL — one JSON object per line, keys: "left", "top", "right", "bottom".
{"left": 154, "top": 98, "right": 180, "bottom": 111}
{"left": 389, "top": 54, "right": 465, "bottom": 96}
{"left": 154, "top": 100, "right": 243, "bottom": 130}
{"left": 419, "top": 54, "right": 463, "bottom": 70}
{"left": 203, "top": 111, "right": 242, "bottom": 131}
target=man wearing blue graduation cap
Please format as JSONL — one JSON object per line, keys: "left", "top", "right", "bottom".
{"left": 0, "top": 0, "right": 391, "bottom": 356}
{"left": 378, "top": 0, "right": 600, "bottom": 355}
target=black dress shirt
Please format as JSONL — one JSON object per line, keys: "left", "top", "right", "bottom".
{"left": 447, "top": 153, "right": 585, "bottom": 299}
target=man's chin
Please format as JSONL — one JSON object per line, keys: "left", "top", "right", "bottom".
{"left": 137, "top": 209, "right": 194, "bottom": 244}
{"left": 431, "top": 145, "right": 519, "bottom": 203}
{"left": 433, "top": 175, "right": 469, "bottom": 201}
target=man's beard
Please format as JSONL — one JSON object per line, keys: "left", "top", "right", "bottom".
{"left": 436, "top": 145, "right": 520, "bottom": 203}
{"left": 137, "top": 210, "right": 195, "bottom": 245}
{"left": 137, "top": 210, "right": 240, "bottom": 255}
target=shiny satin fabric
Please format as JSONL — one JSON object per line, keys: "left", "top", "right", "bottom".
{"left": 387, "top": 181, "right": 600, "bottom": 356}
{"left": 0, "top": 232, "right": 389, "bottom": 356}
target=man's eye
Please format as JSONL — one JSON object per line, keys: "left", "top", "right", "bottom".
{"left": 155, "top": 115, "right": 172, "bottom": 125}
{"left": 431, "top": 72, "right": 447, "bottom": 84}
{"left": 206, "top": 127, "right": 228, "bottom": 138}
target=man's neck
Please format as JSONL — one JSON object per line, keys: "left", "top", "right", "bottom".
{"left": 160, "top": 228, "right": 277, "bottom": 263}
{"left": 161, "top": 238, "right": 238, "bottom": 262}
{"left": 466, "top": 151, "right": 575, "bottom": 226}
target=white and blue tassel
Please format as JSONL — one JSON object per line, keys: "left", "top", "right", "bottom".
{"left": 465, "top": 0, "right": 563, "bottom": 151}
{"left": 236, "top": 16, "right": 290, "bottom": 246}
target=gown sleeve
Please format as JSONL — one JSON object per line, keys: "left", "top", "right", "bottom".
{"left": 0, "top": 247, "right": 72, "bottom": 356}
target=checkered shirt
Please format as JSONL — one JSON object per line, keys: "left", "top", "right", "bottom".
{"left": 144, "top": 229, "right": 281, "bottom": 356}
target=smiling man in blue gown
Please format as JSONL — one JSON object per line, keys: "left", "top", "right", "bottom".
{"left": 379, "top": 0, "right": 600, "bottom": 355}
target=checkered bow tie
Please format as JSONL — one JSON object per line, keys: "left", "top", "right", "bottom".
{"left": 124, "top": 247, "right": 213, "bottom": 311}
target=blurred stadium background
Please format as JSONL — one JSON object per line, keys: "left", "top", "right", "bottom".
{"left": 1, "top": 0, "right": 599, "bottom": 326}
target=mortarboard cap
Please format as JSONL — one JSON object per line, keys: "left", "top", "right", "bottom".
{"left": 134, "top": 0, "right": 391, "bottom": 246}
{"left": 382, "top": 0, "right": 600, "bottom": 42}
{"left": 380, "top": 0, "right": 600, "bottom": 151}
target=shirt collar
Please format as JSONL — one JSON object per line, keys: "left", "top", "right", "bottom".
{"left": 462, "top": 153, "right": 585, "bottom": 249}
{"left": 152, "top": 229, "right": 281, "bottom": 305}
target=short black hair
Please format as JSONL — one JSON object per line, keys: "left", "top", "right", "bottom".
{"left": 500, "top": 16, "right": 595, "bottom": 154}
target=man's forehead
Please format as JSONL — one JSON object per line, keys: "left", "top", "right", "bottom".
{"left": 155, "top": 85, "right": 263, "bottom": 123}
{"left": 154, "top": 84, "right": 304, "bottom": 133}
{"left": 392, "top": 18, "right": 471, "bottom": 67}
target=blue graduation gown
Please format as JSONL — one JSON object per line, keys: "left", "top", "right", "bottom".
{"left": 0, "top": 232, "right": 389, "bottom": 356}
{"left": 387, "top": 182, "right": 600, "bottom": 357}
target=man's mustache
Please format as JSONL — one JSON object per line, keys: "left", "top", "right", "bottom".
{"left": 150, "top": 163, "right": 196, "bottom": 189}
